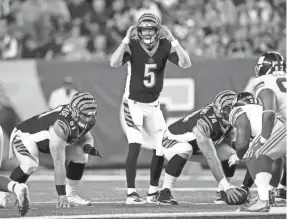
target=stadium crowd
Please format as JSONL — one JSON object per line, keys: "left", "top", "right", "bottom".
{"left": 0, "top": 0, "right": 285, "bottom": 60}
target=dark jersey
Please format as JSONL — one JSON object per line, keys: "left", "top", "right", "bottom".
{"left": 16, "top": 105, "right": 95, "bottom": 153}
{"left": 168, "top": 104, "right": 230, "bottom": 152}
{"left": 122, "top": 38, "right": 179, "bottom": 103}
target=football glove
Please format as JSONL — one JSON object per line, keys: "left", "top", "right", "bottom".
{"left": 83, "top": 144, "right": 103, "bottom": 158}
{"left": 228, "top": 154, "right": 240, "bottom": 167}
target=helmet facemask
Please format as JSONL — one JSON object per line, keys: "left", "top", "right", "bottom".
{"left": 137, "top": 23, "right": 159, "bottom": 46}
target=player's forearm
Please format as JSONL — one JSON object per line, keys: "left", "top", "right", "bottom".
{"left": 173, "top": 43, "right": 191, "bottom": 69}
{"left": 110, "top": 42, "right": 128, "bottom": 68}
{"left": 54, "top": 160, "right": 66, "bottom": 186}
{"left": 204, "top": 152, "right": 225, "bottom": 183}
{"left": 261, "top": 111, "right": 276, "bottom": 140}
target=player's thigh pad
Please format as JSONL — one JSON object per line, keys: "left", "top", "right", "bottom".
{"left": 66, "top": 143, "right": 88, "bottom": 163}
{"left": 122, "top": 99, "right": 144, "bottom": 144}
{"left": 256, "top": 121, "right": 286, "bottom": 160}
{"left": 12, "top": 132, "right": 39, "bottom": 174}
{"left": 163, "top": 140, "right": 192, "bottom": 161}
{"left": 216, "top": 142, "right": 236, "bottom": 161}
{"left": 143, "top": 106, "right": 166, "bottom": 149}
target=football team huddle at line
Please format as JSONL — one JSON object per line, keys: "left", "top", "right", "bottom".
{"left": 0, "top": 13, "right": 286, "bottom": 217}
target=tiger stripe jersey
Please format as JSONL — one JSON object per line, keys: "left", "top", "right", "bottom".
{"left": 16, "top": 104, "right": 96, "bottom": 153}
{"left": 252, "top": 73, "right": 287, "bottom": 124}
{"left": 168, "top": 104, "right": 227, "bottom": 142}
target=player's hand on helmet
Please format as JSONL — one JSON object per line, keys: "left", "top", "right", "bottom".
{"left": 57, "top": 195, "right": 70, "bottom": 208}
{"left": 228, "top": 154, "right": 240, "bottom": 167}
{"left": 125, "top": 25, "right": 137, "bottom": 39}
{"left": 225, "top": 185, "right": 242, "bottom": 204}
{"left": 83, "top": 144, "right": 103, "bottom": 158}
{"left": 160, "top": 25, "right": 175, "bottom": 42}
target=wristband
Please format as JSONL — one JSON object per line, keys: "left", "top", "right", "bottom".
{"left": 219, "top": 178, "right": 231, "bottom": 192}
{"left": 122, "top": 37, "right": 129, "bottom": 45}
{"left": 56, "top": 185, "right": 66, "bottom": 196}
{"left": 171, "top": 39, "right": 179, "bottom": 47}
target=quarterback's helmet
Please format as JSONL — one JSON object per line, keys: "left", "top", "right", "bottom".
{"left": 137, "top": 13, "right": 161, "bottom": 45}
{"left": 213, "top": 90, "right": 237, "bottom": 125}
{"left": 69, "top": 92, "right": 97, "bottom": 129}
{"left": 232, "top": 92, "right": 260, "bottom": 108}
{"left": 255, "top": 51, "right": 286, "bottom": 77}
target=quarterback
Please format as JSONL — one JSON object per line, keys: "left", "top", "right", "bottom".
{"left": 0, "top": 92, "right": 101, "bottom": 208}
{"left": 231, "top": 52, "right": 286, "bottom": 212}
{"left": 151, "top": 90, "right": 246, "bottom": 205}
{"left": 110, "top": 13, "right": 191, "bottom": 204}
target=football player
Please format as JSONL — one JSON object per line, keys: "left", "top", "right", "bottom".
{"left": 0, "top": 125, "right": 30, "bottom": 216}
{"left": 110, "top": 13, "right": 191, "bottom": 204}
{"left": 230, "top": 51, "right": 286, "bottom": 212}
{"left": 150, "top": 90, "right": 245, "bottom": 205}
{"left": 1, "top": 92, "right": 101, "bottom": 208}
{"left": 276, "top": 165, "right": 286, "bottom": 202}
{"left": 228, "top": 92, "right": 285, "bottom": 209}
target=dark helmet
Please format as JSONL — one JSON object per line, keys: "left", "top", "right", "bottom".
{"left": 137, "top": 13, "right": 161, "bottom": 45}
{"left": 213, "top": 90, "right": 237, "bottom": 125}
{"left": 232, "top": 92, "right": 260, "bottom": 108}
{"left": 255, "top": 51, "right": 286, "bottom": 77}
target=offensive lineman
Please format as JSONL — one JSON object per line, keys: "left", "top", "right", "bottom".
{"left": 150, "top": 90, "right": 246, "bottom": 205}
{"left": 230, "top": 52, "right": 286, "bottom": 212}
{"left": 0, "top": 92, "right": 102, "bottom": 208}
{"left": 110, "top": 13, "right": 191, "bottom": 204}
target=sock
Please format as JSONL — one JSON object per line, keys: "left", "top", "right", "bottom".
{"left": 148, "top": 185, "right": 158, "bottom": 195}
{"left": 278, "top": 183, "right": 286, "bottom": 190}
{"left": 65, "top": 161, "right": 86, "bottom": 196}
{"left": 221, "top": 160, "right": 236, "bottom": 178}
{"left": 126, "top": 143, "right": 141, "bottom": 190}
{"left": 270, "top": 158, "right": 283, "bottom": 188}
{"left": 127, "top": 188, "right": 136, "bottom": 195}
{"left": 279, "top": 167, "right": 286, "bottom": 188}
{"left": 166, "top": 154, "right": 187, "bottom": 177}
{"left": 10, "top": 166, "right": 30, "bottom": 183}
{"left": 0, "top": 176, "right": 12, "bottom": 192}
{"left": 149, "top": 149, "right": 164, "bottom": 188}
{"left": 255, "top": 172, "right": 272, "bottom": 201}
{"left": 162, "top": 173, "right": 177, "bottom": 189}
{"left": 242, "top": 169, "right": 254, "bottom": 188}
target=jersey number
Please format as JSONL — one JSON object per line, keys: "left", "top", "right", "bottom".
{"left": 144, "top": 64, "right": 157, "bottom": 88}
{"left": 276, "top": 77, "right": 287, "bottom": 93}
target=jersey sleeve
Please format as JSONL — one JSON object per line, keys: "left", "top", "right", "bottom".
{"left": 196, "top": 117, "right": 212, "bottom": 137}
{"left": 166, "top": 39, "right": 179, "bottom": 65}
{"left": 53, "top": 119, "right": 70, "bottom": 142}
{"left": 253, "top": 79, "right": 267, "bottom": 98}
{"left": 229, "top": 107, "right": 244, "bottom": 126}
{"left": 122, "top": 43, "right": 132, "bottom": 65}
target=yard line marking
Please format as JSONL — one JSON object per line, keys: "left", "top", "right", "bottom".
{"left": 31, "top": 201, "right": 215, "bottom": 205}
{"left": 23, "top": 207, "right": 286, "bottom": 219}
{"left": 116, "top": 187, "right": 258, "bottom": 192}
{"left": 26, "top": 175, "right": 192, "bottom": 181}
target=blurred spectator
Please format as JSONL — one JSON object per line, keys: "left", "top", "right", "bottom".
{"left": 48, "top": 76, "right": 78, "bottom": 109}
{"left": 0, "top": 0, "right": 285, "bottom": 59}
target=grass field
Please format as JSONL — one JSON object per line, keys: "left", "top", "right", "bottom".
{"left": 0, "top": 164, "right": 286, "bottom": 219}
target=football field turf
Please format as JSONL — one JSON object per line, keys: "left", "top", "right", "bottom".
{"left": 0, "top": 167, "right": 286, "bottom": 219}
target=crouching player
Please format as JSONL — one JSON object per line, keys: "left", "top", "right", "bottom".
{"left": 0, "top": 92, "right": 102, "bottom": 208}
{"left": 148, "top": 90, "right": 247, "bottom": 205}
{"left": 0, "top": 125, "right": 30, "bottom": 216}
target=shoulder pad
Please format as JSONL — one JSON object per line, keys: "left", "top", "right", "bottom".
{"left": 53, "top": 119, "right": 70, "bottom": 141}
{"left": 229, "top": 107, "right": 244, "bottom": 126}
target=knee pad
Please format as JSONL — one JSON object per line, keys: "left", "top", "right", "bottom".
{"left": 20, "top": 160, "right": 38, "bottom": 175}
{"left": 164, "top": 142, "right": 192, "bottom": 161}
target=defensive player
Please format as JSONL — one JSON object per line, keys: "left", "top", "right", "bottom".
{"left": 1, "top": 92, "right": 102, "bottom": 208}
{"left": 230, "top": 51, "right": 286, "bottom": 212}
{"left": 0, "top": 125, "right": 29, "bottom": 216}
{"left": 150, "top": 90, "right": 245, "bottom": 205}
{"left": 110, "top": 13, "right": 191, "bottom": 204}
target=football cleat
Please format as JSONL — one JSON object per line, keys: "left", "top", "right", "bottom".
{"left": 14, "top": 183, "right": 30, "bottom": 216}
{"left": 126, "top": 192, "right": 146, "bottom": 205}
{"left": 146, "top": 191, "right": 159, "bottom": 204}
{"left": 67, "top": 194, "right": 91, "bottom": 206}
{"left": 240, "top": 198, "right": 270, "bottom": 212}
{"left": 157, "top": 188, "right": 178, "bottom": 205}
{"left": 269, "top": 190, "right": 278, "bottom": 207}
{"left": 214, "top": 191, "right": 226, "bottom": 204}
{"left": 276, "top": 188, "right": 286, "bottom": 201}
